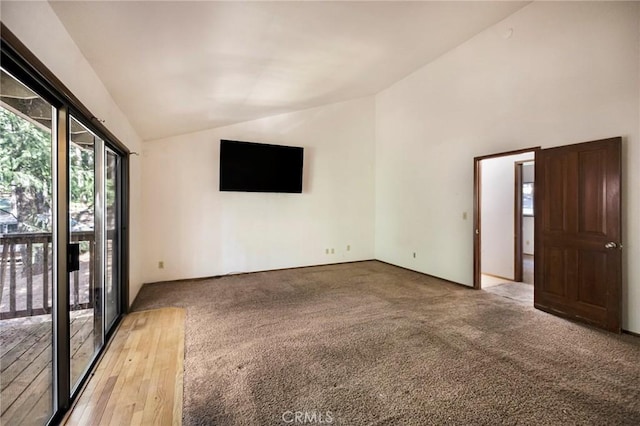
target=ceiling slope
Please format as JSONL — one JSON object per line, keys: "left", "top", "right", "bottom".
{"left": 49, "top": 1, "right": 528, "bottom": 141}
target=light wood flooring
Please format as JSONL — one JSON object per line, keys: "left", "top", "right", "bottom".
{"left": 64, "top": 307, "right": 185, "bottom": 426}
{"left": 481, "top": 255, "right": 534, "bottom": 304}
{"left": 481, "top": 255, "right": 534, "bottom": 287}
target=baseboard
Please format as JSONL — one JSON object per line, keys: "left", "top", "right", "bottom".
{"left": 142, "top": 259, "right": 377, "bottom": 286}
{"left": 136, "top": 259, "right": 640, "bottom": 337}
{"left": 374, "top": 260, "right": 473, "bottom": 290}
{"left": 481, "top": 272, "right": 516, "bottom": 282}
{"left": 141, "top": 258, "right": 473, "bottom": 291}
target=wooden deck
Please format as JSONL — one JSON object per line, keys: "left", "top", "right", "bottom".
{"left": 0, "top": 310, "right": 97, "bottom": 426}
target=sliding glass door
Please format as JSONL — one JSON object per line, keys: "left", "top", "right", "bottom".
{"left": 0, "top": 67, "right": 55, "bottom": 426}
{"left": 0, "top": 45, "right": 127, "bottom": 425}
{"left": 68, "top": 116, "right": 103, "bottom": 390}
{"left": 105, "top": 149, "right": 120, "bottom": 329}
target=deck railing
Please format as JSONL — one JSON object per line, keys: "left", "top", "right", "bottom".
{"left": 0, "top": 231, "right": 95, "bottom": 320}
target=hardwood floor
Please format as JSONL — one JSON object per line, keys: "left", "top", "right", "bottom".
{"left": 481, "top": 254, "right": 534, "bottom": 304}
{"left": 481, "top": 254, "right": 534, "bottom": 287}
{"left": 64, "top": 307, "right": 185, "bottom": 426}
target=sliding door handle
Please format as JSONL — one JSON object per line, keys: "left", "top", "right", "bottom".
{"left": 68, "top": 243, "right": 80, "bottom": 272}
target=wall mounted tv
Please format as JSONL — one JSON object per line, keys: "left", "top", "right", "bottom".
{"left": 219, "top": 139, "right": 304, "bottom": 193}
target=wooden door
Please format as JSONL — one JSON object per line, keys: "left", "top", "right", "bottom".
{"left": 534, "top": 137, "right": 622, "bottom": 332}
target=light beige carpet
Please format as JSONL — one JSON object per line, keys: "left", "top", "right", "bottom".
{"left": 132, "top": 260, "right": 640, "bottom": 425}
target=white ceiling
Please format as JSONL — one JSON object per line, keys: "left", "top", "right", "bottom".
{"left": 50, "top": 1, "right": 528, "bottom": 141}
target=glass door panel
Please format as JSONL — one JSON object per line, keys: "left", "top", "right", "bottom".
{"left": 0, "top": 68, "right": 55, "bottom": 425}
{"left": 105, "top": 149, "right": 119, "bottom": 329}
{"left": 68, "top": 116, "right": 102, "bottom": 389}
{"left": 2, "top": 44, "right": 127, "bottom": 423}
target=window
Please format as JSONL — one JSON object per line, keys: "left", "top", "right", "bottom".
{"left": 522, "top": 182, "right": 534, "bottom": 216}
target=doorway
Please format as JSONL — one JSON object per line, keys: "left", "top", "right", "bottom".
{"left": 474, "top": 138, "right": 622, "bottom": 333}
{"left": 473, "top": 148, "right": 538, "bottom": 304}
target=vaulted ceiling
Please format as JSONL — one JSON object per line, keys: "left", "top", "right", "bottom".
{"left": 50, "top": 1, "right": 529, "bottom": 141}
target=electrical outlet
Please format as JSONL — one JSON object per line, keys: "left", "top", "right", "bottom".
{"left": 413, "top": 252, "right": 416, "bottom": 258}
{"left": 325, "top": 248, "right": 329, "bottom": 254}
{"left": 158, "top": 261, "right": 164, "bottom": 269}
{"left": 347, "top": 245, "right": 351, "bottom": 251}
{"left": 331, "top": 248, "right": 335, "bottom": 254}
{"left": 462, "top": 211, "right": 468, "bottom": 220}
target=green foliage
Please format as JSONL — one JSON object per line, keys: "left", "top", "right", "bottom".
{"left": 0, "top": 107, "right": 52, "bottom": 231}
{"left": 0, "top": 107, "right": 96, "bottom": 232}
{"left": 69, "top": 143, "right": 95, "bottom": 218}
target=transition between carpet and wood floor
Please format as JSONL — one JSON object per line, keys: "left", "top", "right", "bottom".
{"left": 131, "top": 260, "right": 640, "bottom": 425}
{"left": 63, "top": 307, "right": 184, "bottom": 425}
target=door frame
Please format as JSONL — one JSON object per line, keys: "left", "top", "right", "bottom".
{"left": 473, "top": 147, "right": 540, "bottom": 289}
{"left": 514, "top": 162, "right": 523, "bottom": 283}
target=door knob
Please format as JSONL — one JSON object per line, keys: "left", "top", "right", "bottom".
{"left": 604, "top": 242, "right": 617, "bottom": 249}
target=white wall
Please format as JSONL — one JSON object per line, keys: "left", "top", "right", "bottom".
{"left": 481, "top": 153, "right": 533, "bottom": 279}
{"left": 523, "top": 218, "right": 534, "bottom": 256}
{"left": 1, "top": 1, "right": 145, "bottom": 306}
{"left": 375, "top": 1, "right": 640, "bottom": 332}
{"left": 5, "top": 1, "right": 637, "bottom": 332}
{"left": 141, "top": 97, "right": 375, "bottom": 283}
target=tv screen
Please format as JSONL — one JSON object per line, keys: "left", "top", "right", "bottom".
{"left": 219, "top": 140, "right": 304, "bottom": 193}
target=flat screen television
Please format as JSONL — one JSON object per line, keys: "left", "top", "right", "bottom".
{"left": 219, "top": 139, "right": 304, "bottom": 193}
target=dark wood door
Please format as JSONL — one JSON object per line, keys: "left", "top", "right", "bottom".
{"left": 534, "top": 137, "right": 622, "bottom": 332}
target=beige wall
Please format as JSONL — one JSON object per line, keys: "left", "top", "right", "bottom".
{"left": 141, "top": 97, "right": 376, "bottom": 283}
{"left": 481, "top": 153, "right": 534, "bottom": 279}
{"left": 375, "top": 1, "right": 640, "bottom": 332}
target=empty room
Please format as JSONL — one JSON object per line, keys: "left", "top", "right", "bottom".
{"left": 1, "top": 1, "right": 639, "bottom": 425}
